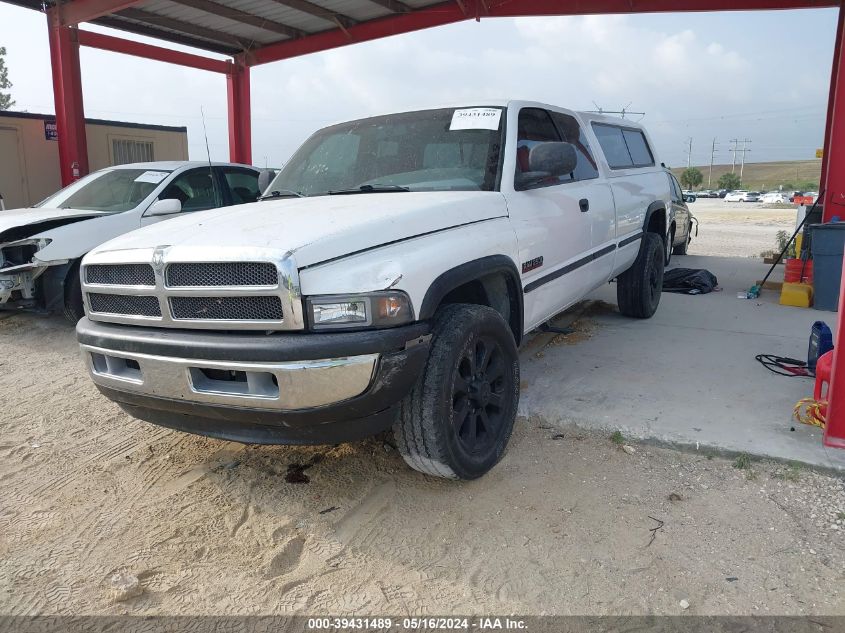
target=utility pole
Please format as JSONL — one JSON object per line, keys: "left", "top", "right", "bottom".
{"left": 708, "top": 138, "right": 718, "bottom": 187}
{"left": 685, "top": 137, "right": 693, "bottom": 168}
{"left": 729, "top": 139, "right": 739, "bottom": 173}
{"left": 738, "top": 139, "right": 751, "bottom": 185}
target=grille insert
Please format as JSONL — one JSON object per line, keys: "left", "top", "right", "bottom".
{"left": 166, "top": 262, "right": 278, "bottom": 287}
{"left": 88, "top": 293, "right": 161, "bottom": 317}
{"left": 170, "top": 296, "right": 283, "bottom": 321}
{"left": 86, "top": 264, "right": 155, "bottom": 286}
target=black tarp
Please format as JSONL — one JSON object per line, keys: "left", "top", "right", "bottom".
{"left": 662, "top": 268, "right": 718, "bottom": 294}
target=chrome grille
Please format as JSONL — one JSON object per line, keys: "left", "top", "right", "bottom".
{"left": 88, "top": 293, "right": 161, "bottom": 317}
{"left": 169, "top": 296, "right": 283, "bottom": 321}
{"left": 166, "top": 262, "right": 278, "bottom": 287}
{"left": 86, "top": 264, "right": 155, "bottom": 286}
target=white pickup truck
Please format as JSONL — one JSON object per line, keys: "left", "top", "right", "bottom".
{"left": 76, "top": 101, "right": 675, "bottom": 480}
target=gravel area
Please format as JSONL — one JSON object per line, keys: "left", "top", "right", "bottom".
{"left": 1, "top": 314, "right": 843, "bottom": 616}
{"left": 687, "top": 200, "right": 798, "bottom": 258}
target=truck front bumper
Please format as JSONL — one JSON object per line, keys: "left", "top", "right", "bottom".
{"left": 76, "top": 317, "right": 431, "bottom": 445}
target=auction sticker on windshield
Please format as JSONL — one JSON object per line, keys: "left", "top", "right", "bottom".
{"left": 449, "top": 108, "right": 502, "bottom": 131}
{"left": 135, "top": 171, "right": 170, "bottom": 184}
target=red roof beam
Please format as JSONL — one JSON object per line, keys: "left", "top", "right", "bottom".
{"left": 56, "top": 0, "right": 146, "bottom": 26}
{"left": 250, "top": 0, "right": 467, "bottom": 64}
{"left": 76, "top": 28, "right": 231, "bottom": 74}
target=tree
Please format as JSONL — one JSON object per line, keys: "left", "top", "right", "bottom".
{"left": 0, "top": 46, "right": 14, "bottom": 110}
{"left": 680, "top": 167, "right": 703, "bottom": 191}
{"left": 718, "top": 172, "right": 741, "bottom": 190}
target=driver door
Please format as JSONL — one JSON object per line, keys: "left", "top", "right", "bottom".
{"left": 506, "top": 107, "right": 607, "bottom": 330}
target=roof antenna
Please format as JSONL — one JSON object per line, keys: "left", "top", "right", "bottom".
{"left": 200, "top": 106, "right": 219, "bottom": 205}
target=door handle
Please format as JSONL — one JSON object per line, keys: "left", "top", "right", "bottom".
{"left": 579, "top": 198, "right": 589, "bottom": 213}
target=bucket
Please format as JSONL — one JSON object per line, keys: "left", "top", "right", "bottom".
{"left": 785, "top": 258, "right": 813, "bottom": 284}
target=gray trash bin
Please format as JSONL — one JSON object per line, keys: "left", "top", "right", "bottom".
{"left": 811, "top": 222, "right": 845, "bottom": 311}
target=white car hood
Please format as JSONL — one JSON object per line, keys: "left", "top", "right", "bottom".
{"left": 89, "top": 191, "right": 508, "bottom": 268}
{"left": 0, "top": 207, "right": 108, "bottom": 241}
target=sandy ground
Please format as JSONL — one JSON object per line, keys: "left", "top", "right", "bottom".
{"left": 686, "top": 199, "right": 798, "bottom": 258}
{"left": 1, "top": 312, "right": 844, "bottom": 617}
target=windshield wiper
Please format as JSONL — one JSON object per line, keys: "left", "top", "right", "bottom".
{"left": 328, "top": 184, "right": 410, "bottom": 195}
{"left": 258, "top": 189, "right": 304, "bottom": 200}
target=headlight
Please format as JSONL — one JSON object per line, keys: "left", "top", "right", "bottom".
{"left": 35, "top": 238, "right": 52, "bottom": 251}
{"left": 307, "top": 292, "right": 413, "bottom": 330}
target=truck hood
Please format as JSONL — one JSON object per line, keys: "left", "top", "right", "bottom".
{"left": 0, "top": 207, "right": 108, "bottom": 243}
{"left": 89, "top": 191, "right": 508, "bottom": 268}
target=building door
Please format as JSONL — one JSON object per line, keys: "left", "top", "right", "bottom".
{"left": 0, "top": 127, "right": 26, "bottom": 209}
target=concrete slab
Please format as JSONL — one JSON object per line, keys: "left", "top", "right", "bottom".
{"left": 518, "top": 255, "right": 845, "bottom": 471}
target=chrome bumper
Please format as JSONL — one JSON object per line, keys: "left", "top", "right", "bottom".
{"left": 80, "top": 344, "right": 379, "bottom": 411}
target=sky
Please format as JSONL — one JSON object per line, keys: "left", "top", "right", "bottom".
{"left": 0, "top": 4, "right": 839, "bottom": 169}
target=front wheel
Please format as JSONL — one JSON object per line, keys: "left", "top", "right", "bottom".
{"left": 392, "top": 304, "right": 519, "bottom": 480}
{"left": 617, "top": 232, "right": 664, "bottom": 319}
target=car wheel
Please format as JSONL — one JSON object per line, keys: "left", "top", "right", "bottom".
{"left": 672, "top": 224, "right": 690, "bottom": 255}
{"left": 63, "top": 262, "right": 85, "bottom": 323}
{"left": 617, "top": 232, "right": 664, "bottom": 319}
{"left": 393, "top": 304, "right": 519, "bottom": 480}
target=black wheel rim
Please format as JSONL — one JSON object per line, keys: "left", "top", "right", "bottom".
{"left": 451, "top": 336, "right": 510, "bottom": 454}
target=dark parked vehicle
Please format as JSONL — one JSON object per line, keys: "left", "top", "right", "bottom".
{"left": 668, "top": 172, "right": 697, "bottom": 260}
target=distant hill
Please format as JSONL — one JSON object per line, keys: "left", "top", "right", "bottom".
{"left": 670, "top": 160, "right": 821, "bottom": 191}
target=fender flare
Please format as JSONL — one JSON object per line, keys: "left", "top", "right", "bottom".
{"left": 419, "top": 255, "right": 524, "bottom": 344}
{"left": 643, "top": 201, "right": 668, "bottom": 238}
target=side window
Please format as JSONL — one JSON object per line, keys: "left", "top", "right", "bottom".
{"left": 622, "top": 129, "right": 654, "bottom": 167}
{"left": 550, "top": 112, "right": 599, "bottom": 181}
{"left": 515, "top": 108, "right": 561, "bottom": 190}
{"left": 159, "top": 168, "right": 222, "bottom": 212}
{"left": 591, "top": 123, "right": 655, "bottom": 170}
{"left": 222, "top": 169, "right": 260, "bottom": 204}
{"left": 591, "top": 124, "right": 632, "bottom": 169}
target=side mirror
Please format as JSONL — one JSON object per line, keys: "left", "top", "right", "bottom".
{"left": 258, "top": 169, "right": 277, "bottom": 193}
{"left": 528, "top": 142, "right": 578, "bottom": 178}
{"left": 146, "top": 198, "right": 182, "bottom": 217}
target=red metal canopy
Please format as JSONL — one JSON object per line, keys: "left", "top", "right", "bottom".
{"left": 5, "top": 0, "right": 845, "bottom": 446}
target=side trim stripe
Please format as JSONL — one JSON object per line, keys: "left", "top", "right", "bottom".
{"left": 618, "top": 231, "right": 644, "bottom": 248}
{"left": 524, "top": 243, "right": 616, "bottom": 294}
{"left": 523, "top": 232, "right": 645, "bottom": 294}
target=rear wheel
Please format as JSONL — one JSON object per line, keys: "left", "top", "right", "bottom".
{"left": 63, "top": 262, "right": 85, "bottom": 323}
{"left": 617, "top": 232, "right": 664, "bottom": 319}
{"left": 392, "top": 304, "right": 519, "bottom": 480}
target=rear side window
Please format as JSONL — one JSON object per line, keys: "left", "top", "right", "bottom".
{"left": 591, "top": 123, "right": 655, "bottom": 169}
{"left": 622, "top": 129, "right": 654, "bottom": 167}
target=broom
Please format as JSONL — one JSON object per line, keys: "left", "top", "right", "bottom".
{"left": 746, "top": 190, "right": 825, "bottom": 299}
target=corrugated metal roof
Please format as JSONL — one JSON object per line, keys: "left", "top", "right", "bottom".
{"left": 7, "top": 0, "right": 453, "bottom": 56}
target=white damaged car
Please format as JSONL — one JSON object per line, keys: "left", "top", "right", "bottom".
{"left": 0, "top": 161, "right": 260, "bottom": 321}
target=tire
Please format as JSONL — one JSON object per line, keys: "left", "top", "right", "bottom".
{"left": 617, "top": 232, "right": 664, "bottom": 319}
{"left": 672, "top": 223, "right": 690, "bottom": 255}
{"left": 62, "top": 262, "right": 85, "bottom": 323}
{"left": 392, "top": 304, "right": 520, "bottom": 480}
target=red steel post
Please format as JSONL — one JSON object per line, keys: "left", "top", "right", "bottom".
{"left": 226, "top": 59, "right": 252, "bottom": 165}
{"left": 822, "top": 4, "right": 845, "bottom": 448}
{"left": 47, "top": 10, "right": 89, "bottom": 185}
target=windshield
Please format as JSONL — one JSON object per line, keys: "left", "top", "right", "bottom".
{"left": 35, "top": 168, "right": 172, "bottom": 212}
{"left": 267, "top": 107, "right": 505, "bottom": 196}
